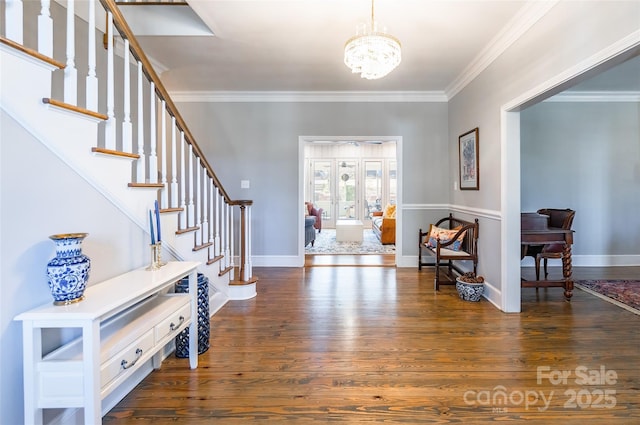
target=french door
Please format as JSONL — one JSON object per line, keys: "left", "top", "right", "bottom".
{"left": 309, "top": 158, "right": 391, "bottom": 228}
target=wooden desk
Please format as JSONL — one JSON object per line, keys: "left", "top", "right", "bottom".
{"left": 521, "top": 213, "right": 574, "bottom": 300}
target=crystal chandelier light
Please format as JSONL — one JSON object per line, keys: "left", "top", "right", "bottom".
{"left": 344, "top": 0, "right": 401, "bottom": 80}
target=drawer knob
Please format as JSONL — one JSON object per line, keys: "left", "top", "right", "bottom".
{"left": 121, "top": 348, "right": 143, "bottom": 370}
{"left": 170, "top": 315, "right": 185, "bottom": 331}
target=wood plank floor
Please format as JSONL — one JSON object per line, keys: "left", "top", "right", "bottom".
{"left": 105, "top": 265, "right": 640, "bottom": 424}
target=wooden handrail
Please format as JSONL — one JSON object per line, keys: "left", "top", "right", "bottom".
{"left": 0, "top": 36, "right": 65, "bottom": 69}
{"left": 98, "top": 0, "right": 237, "bottom": 205}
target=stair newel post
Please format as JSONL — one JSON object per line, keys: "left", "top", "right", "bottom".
{"left": 121, "top": 39, "right": 132, "bottom": 153}
{"left": 187, "top": 144, "right": 195, "bottom": 228}
{"left": 179, "top": 132, "right": 187, "bottom": 229}
{"left": 104, "top": 11, "right": 116, "bottom": 149}
{"left": 195, "top": 158, "right": 203, "bottom": 246}
{"left": 239, "top": 204, "right": 250, "bottom": 281}
{"left": 160, "top": 100, "right": 168, "bottom": 208}
{"left": 229, "top": 205, "right": 235, "bottom": 280}
{"left": 247, "top": 204, "right": 253, "bottom": 281}
{"left": 38, "top": 0, "right": 53, "bottom": 57}
{"left": 135, "top": 61, "right": 145, "bottom": 183}
{"left": 85, "top": 0, "right": 97, "bottom": 110}
{"left": 214, "top": 190, "right": 221, "bottom": 257}
{"left": 170, "top": 117, "right": 178, "bottom": 208}
{"left": 148, "top": 82, "right": 157, "bottom": 183}
{"left": 5, "top": 0, "right": 23, "bottom": 44}
{"left": 201, "top": 174, "right": 209, "bottom": 248}
{"left": 63, "top": 0, "right": 78, "bottom": 105}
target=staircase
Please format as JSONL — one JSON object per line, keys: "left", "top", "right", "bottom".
{"left": 0, "top": 0, "right": 257, "bottom": 309}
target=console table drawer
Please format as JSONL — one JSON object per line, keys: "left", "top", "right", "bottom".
{"left": 101, "top": 329, "right": 154, "bottom": 388}
{"left": 154, "top": 299, "right": 191, "bottom": 343}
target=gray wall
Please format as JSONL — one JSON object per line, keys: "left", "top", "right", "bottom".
{"left": 0, "top": 111, "right": 153, "bottom": 425}
{"left": 521, "top": 101, "right": 640, "bottom": 258}
{"left": 448, "top": 0, "right": 640, "bottom": 301}
{"left": 175, "top": 101, "right": 449, "bottom": 257}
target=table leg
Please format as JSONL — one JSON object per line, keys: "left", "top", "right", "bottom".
{"left": 562, "top": 244, "right": 573, "bottom": 300}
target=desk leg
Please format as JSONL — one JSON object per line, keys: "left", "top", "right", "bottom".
{"left": 562, "top": 244, "right": 573, "bottom": 300}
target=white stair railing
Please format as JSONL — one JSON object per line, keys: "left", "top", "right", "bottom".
{"left": 2, "top": 0, "right": 256, "bottom": 287}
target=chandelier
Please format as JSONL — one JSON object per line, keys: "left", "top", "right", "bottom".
{"left": 344, "top": 0, "right": 401, "bottom": 80}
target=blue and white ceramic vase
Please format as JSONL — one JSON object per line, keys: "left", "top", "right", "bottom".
{"left": 46, "top": 233, "right": 91, "bottom": 305}
{"left": 456, "top": 278, "right": 484, "bottom": 302}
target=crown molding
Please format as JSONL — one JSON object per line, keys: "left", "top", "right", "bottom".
{"left": 545, "top": 91, "right": 640, "bottom": 102}
{"left": 169, "top": 91, "right": 448, "bottom": 103}
{"left": 445, "top": 0, "right": 559, "bottom": 99}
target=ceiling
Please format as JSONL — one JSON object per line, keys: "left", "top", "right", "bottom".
{"left": 122, "top": 0, "right": 639, "bottom": 97}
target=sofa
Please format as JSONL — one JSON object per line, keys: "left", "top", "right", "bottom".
{"left": 372, "top": 204, "right": 396, "bottom": 245}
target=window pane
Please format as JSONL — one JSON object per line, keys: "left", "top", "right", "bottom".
{"left": 389, "top": 160, "right": 397, "bottom": 205}
{"left": 312, "top": 161, "right": 331, "bottom": 220}
{"left": 337, "top": 160, "right": 356, "bottom": 219}
{"left": 364, "top": 161, "right": 382, "bottom": 220}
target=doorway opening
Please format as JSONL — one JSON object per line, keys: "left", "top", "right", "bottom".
{"left": 300, "top": 137, "right": 400, "bottom": 266}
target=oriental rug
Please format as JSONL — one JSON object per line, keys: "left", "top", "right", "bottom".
{"left": 305, "top": 229, "right": 395, "bottom": 255}
{"left": 574, "top": 280, "right": 640, "bottom": 315}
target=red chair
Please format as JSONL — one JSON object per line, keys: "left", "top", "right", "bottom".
{"left": 305, "top": 202, "right": 323, "bottom": 233}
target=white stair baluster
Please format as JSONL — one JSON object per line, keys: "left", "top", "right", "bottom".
{"left": 6, "top": 0, "right": 24, "bottom": 44}
{"left": 202, "top": 173, "right": 209, "bottom": 247}
{"left": 170, "top": 117, "right": 178, "bottom": 208}
{"left": 219, "top": 199, "right": 226, "bottom": 272}
{"left": 38, "top": 0, "right": 52, "bottom": 57}
{"left": 122, "top": 39, "right": 132, "bottom": 153}
{"left": 179, "top": 133, "right": 187, "bottom": 229}
{"left": 225, "top": 202, "right": 231, "bottom": 270}
{"left": 195, "top": 158, "right": 202, "bottom": 246}
{"left": 85, "top": 0, "right": 97, "bottom": 110}
{"left": 208, "top": 178, "right": 214, "bottom": 244}
{"left": 148, "top": 82, "right": 157, "bottom": 183}
{"left": 229, "top": 206, "right": 235, "bottom": 280}
{"left": 187, "top": 144, "right": 194, "bottom": 228}
{"left": 64, "top": 0, "right": 78, "bottom": 105}
{"left": 214, "top": 191, "right": 221, "bottom": 257}
{"left": 136, "top": 61, "right": 145, "bottom": 183}
{"left": 160, "top": 101, "right": 168, "bottom": 208}
{"left": 104, "top": 12, "right": 116, "bottom": 150}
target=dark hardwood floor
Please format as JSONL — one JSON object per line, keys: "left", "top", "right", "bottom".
{"left": 105, "top": 265, "right": 640, "bottom": 424}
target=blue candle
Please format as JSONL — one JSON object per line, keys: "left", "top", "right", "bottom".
{"left": 149, "top": 209, "right": 155, "bottom": 245}
{"left": 155, "top": 200, "right": 162, "bottom": 242}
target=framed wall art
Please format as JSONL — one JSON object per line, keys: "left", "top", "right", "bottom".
{"left": 459, "top": 128, "right": 479, "bottom": 190}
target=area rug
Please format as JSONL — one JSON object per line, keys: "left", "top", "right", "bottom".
{"left": 305, "top": 229, "right": 395, "bottom": 255}
{"left": 574, "top": 280, "right": 640, "bottom": 315}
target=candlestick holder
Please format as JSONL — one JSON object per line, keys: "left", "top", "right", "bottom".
{"left": 156, "top": 241, "right": 167, "bottom": 267}
{"left": 146, "top": 243, "right": 161, "bottom": 271}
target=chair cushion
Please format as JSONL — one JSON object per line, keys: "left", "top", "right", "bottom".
{"left": 425, "top": 224, "right": 466, "bottom": 251}
{"left": 423, "top": 243, "right": 470, "bottom": 257}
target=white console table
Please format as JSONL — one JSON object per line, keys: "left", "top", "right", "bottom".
{"left": 15, "top": 261, "right": 200, "bottom": 425}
